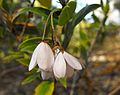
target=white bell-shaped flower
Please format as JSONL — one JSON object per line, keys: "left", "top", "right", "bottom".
{"left": 53, "top": 49, "right": 82, "bottom": 79}
{"left": 29, "top": 42, "right": 54, "bottom": 72}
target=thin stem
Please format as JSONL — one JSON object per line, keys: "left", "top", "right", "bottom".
{"left": 42, "top": 14, "right": 51, "bottom": 40}
{"left": 50, "top": 12, "right": 56, "bottom": 45}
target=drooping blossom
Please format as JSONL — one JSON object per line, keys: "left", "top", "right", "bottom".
{"left": 28, "top": 42, "right": 54, "bottom": 79}
{"left": 53, "top": 49, "right": 82, "bottom": 79}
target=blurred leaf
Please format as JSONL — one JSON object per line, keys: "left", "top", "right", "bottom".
{"left": 20, "top": 44, "right": 37, "bottom": 53}
{"left": 35, "top": 81, "right": 54, "bottom": 95}
{"left": 62, "top": 4, "right": 100, "bottom": 49}
{"left": 72, "top": 4, "right": 101, "bottom": 27}
{"left": 59, "top": 77, "right": 67, "bottom": 88}
{"left": 92, "top": 12, "right": 100, "bottom": 23}
{"left": 19, "top": 37, "right": 51, "bottom": 49}
{"left": 101, "top": 0, "right": 104, "bottom": 10}
{"left": 101, "top": 0, "right": 109, "bottom": 14}
{"left": 58, "top": 0, "right": 76, "bottom": 26}
{"left": 38, "top": 0, "right": 51, "bottom": 9}
{"left": 103, "top": 3, "right": 109, "bottom": 14}
{"left": 3, "top": 52, "right": 23, "bottom": 62}
{"left": 80, "top": 31, "right": 90, "bottom": 47}
{"left": 16, "top": 58, "right": 30, "bottom": 66}
{"left": 0, "top": 0, "right": 9, "bottom": 10}
{"left": 22, "top": 73, "right": 39, "bottom": 85}
{"left": 80, "top": 46, "right": 88, "bottom": 65}
{"left": 12, "top": 7, "right": 51, "bottom": 22}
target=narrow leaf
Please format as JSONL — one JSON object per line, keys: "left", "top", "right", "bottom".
{"left": 72, "top": 4, "right": 101, "bottom": 27}
{"left": 22, "top": 74, "right": 39, "bottom": 85}
{"left": 12, "top": 7, "right": 51, "bottom": 22}
{"left": 16, "top": 58, "right": 30, "bottom": 66}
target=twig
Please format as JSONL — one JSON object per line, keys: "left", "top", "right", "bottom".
{"left": 108, "top": 86, "right": 120, "bottom": 95}
{"left": 42, "top": 14, "right": 51, "bottom": 40}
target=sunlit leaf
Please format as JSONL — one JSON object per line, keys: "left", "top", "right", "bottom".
{"left": 58, "top": 1, "right": 76, "bottom": 26}
{"left": 35, "top": 81, "right": 54, "bottom": 95}
{"left": 38, "top": 0, "right": 51, "bottom": 9}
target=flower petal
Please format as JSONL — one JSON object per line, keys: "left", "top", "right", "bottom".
{"left": 53, "top": 52, "right": 66, "bottom": 79}
{"left": 63, "top": 51, "right": 82, "bottom": 70}
{"left": 37, "top": 42, "right": 54, "bottom": 71}
{"left": 41, "top": 70, "right": 53, "bottom": 80}
{"left": 66, "top": 64, "right": 74, "bottom": 78}
{"left": 28, "top": 43, "right": 42, "bottom": 71}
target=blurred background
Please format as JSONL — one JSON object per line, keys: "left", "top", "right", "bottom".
{"left": 0, "top": 0, "right": 120, "bottom": 95}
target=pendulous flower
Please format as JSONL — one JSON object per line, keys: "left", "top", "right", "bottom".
{"left": 29, "top": 42, "right": 54, "bottom": 72}
{"left": 53, "top": 49, "right": 82, "bottom": 79}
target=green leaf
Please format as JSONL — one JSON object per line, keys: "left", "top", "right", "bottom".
{"left": 12, "top": 7, "right": 51, "bottom": 22}
{"left": 59, "top": 77, "right": 67, "bottom": 88}
{"left": 62, "top": 4, "right": 100, "bottom": 49}
{"left": 19, "top": 37, "right": 42, "bottom": 49}
{"left": 72, "top": 4, "right": 101, "bottom": 27}
{"left": 58, "top": 1, "right": 76, "bottom": 26}
{"left": 19, "top": 37, "right": 51, "bottom": 49}
{"left": 92, "top": 12, "right": 100, "bottom": 23}
{"left": 38, "top": 0, "right": 51, "bottom": 9}
{"left": 20, "top": 44, "right": 37, "bottom": 53}
{"left": 80, "top": 45, "right": 88, "bottom": 65}
{"left": 18, "top": 37, "right": 51, "bottom": 53}
{"left": 22, "top": 74, "right": 39, "bottom": 85}
{"left": 16, "top": 58, "right": 30, "bottom": 66}
{"left": 35, "top": 81, "right": 54, "bottom": 95}
{"left": 3, "top": 52, "right": 23, "bottom": 62}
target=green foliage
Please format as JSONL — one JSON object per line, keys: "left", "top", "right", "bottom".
{"left": 35, "top": 81, "right": 54, "bottom": 95}
{"left": 62, "top": 4, "right": 100, "bottom": 49}
{"left": 22, "top": 73, "right": 39, "bottom": 85}
{"left": 58, "top": 0, "right": 76, "bottom": 26}
{"left": 16, "top": 57, "right": 30, "bottom": 66}
{"left": 18, "top": 37, "right": 51, "bottom": 53}
{"left": 92, "top": 12, "right": 100, "bottom": 23}
{"left": 101, "top": 0, "right": 109, "bottom": 14}
{"left": 0, "top": 0, "right": 103, "bottom": 94}
{"left": 59, "top": 77, "right": 67, "bottom": 88}
{"left": 13, "top": 7, "right": 51, "bottom": 22}
{"left": 3, "top": 52, "right": 23, "bottom": 62}
{"left": 72, "top": 4, "right": 101, "bottom": 27}
{"left": 38, "top": 0, "right": 51, "bottom": 9}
